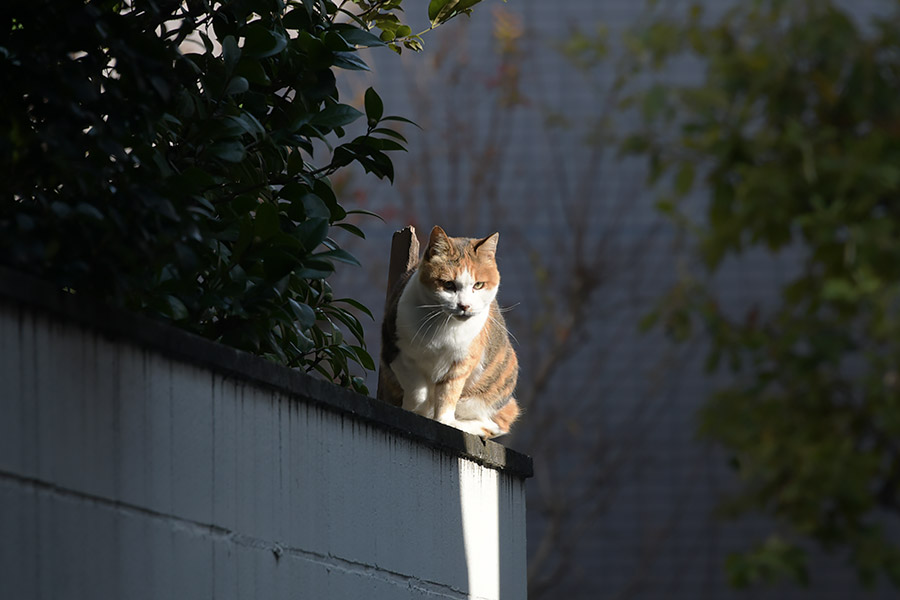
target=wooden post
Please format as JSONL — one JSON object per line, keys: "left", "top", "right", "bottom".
{"left": 376, "top": 225, "right": 419, "bottom": 404}
{"left": 383, "top": 225, "right": 419, "bottom": 307}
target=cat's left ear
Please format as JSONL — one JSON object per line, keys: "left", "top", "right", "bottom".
{"left": 425, "top": 226, "right": 455, "bottom": 261}
{"left": 474, "top": 232, "right": 499, "bottom": 259}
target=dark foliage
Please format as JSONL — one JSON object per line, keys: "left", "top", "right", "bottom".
{"left": 1, "top": 0, "right": 487, "bottom": 392}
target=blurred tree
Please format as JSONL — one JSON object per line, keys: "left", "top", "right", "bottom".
{"left": 613, "top": 0, "right": 900, "bottom": 590}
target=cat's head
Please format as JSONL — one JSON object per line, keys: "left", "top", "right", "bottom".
{"left": 418, "top": 226, "right": 501, "bottom": 320}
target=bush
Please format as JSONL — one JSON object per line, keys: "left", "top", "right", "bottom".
{"left": 1, "top": 0, "right": 486, "bottom": 394}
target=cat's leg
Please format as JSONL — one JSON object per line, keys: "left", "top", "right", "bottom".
{"left": 389, "top": 357, "right": 430, "bottom": 416}
{"left": 405, "top": 387, "right": 430, "bottom": 416}
{"left": 435, "top": 380, "right": 505, "bottom": 438}
{"left": 432, "top": 377, "right": 467, "bottom": 426}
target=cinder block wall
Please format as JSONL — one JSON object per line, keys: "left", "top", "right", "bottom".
{"left": 0, "top": 269, "right": 531, "bottom": 600}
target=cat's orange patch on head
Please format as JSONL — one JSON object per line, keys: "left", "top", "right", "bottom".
{"left": 420, "top": 226, "right": 500, "bottom": 289}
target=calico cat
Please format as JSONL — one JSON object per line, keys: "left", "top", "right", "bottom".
{"left": 381, "top": 226, "right": 520, "bottom": 438}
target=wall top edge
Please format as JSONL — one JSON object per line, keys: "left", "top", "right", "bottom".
{"left": 0, "top": 267, "right": 532, "bottom": 479}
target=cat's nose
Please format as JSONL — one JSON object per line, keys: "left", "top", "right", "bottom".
{"left": 457, "top": 302, "right": 470, "bottom": 313}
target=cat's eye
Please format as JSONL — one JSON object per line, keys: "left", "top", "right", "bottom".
{"left": 473, "top": 282, "right": 485, "bottom": 290}
{"left": 441, "top": 280, "right": 456, "bottom": 291}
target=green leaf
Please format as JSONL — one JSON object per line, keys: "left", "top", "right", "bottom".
{"left": 287, "top": 149, "right": 306, "bottom": 175}
{"left": 324, "top": 31, "right": 354, "bottom": 52}
{"left": 311, "top": 103, "right": 364, "bottom": 129}
{"left": 289, "top": 299, "right": 316, "bottom": 329}
{"left": 403, "top": 36, "right": 424, "bottom": 52}
{"left": 351, "top": 345, "right": 376, "bottom": 370}
{"left": 364, "top": 87, "right": 384, "bottom": 122}
{"left": 373, "top": 138, "right": 406, "bottom": 152}
{"left": 208, "top": 141, "right": 245, "bottom": 163}
{"left": 381, "top": 115, "right": 421, "bottom": 128}
{"left": 234, "top": 58, "right": 270, "bottom": 85}
{"left": 165, "top": 295, "right": 189, "bottom": 320}
{"left": 372, "top": 127, "right": 407, "bottom": 143}
{"left": 242, "top": 24, "right": 288, "bottom": 58}
{"left": 224, "top": 76, "right": 249, "bottom": 96}
{"left": 254, "top": 202, "right": 281, "bottom": 238}
{"left": 428, "top": 0, "right": 455, "bottom": 23}
{"left": 282, "top": 8, "right": 312, "bottom": 31}
{"left": 428, "top": 0, "right": 482, "bottom": 25}
{"left": 222, "top": 35, "right": 241, "bottom": 72}
{"left": 225, "top": 113, "right": 264, "bottom": 137}
{"left": 336, "top": 27, "right": 385, "bottom": 48}
{"left": 345, "top": 209, "right": 384, "bottom": 221}
{"left": 332, "top": 51, "right": 370, "bottom": 71}
{"left": 301, "top": 193, "right": 331, "bottom": 220}
{"left": 328, "top": 308, "right": 366, "bottom": 344}
{"left": 334, "top": 297, "right": 375, "bottom": 320}
{"left": 313, "top": 177, "right": 346, "bottom": 221}
{"left": 312, "top": 248, "right": 361, "bottom": 266}
{"left": 373, "top": 13, "right": 401, "bottom": 31}
{"left": 351, "top": 377, "right": 369, "bottom": 395}
{"left": 334, "top": 222, "right": 366, "bottom": 238}
{"left": 294, "top": 217, "right": 330, "bottom": 252}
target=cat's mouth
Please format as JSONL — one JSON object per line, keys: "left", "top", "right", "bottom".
{"left": 448, "top": 307, "right": 476, "bottom": 320}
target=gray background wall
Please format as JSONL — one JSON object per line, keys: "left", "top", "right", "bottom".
{"left": 327, "top": 0, "right": 900, "bottom": 598}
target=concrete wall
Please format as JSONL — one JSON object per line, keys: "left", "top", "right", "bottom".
{"left": 0, "top": 269, "right": 531, "bottom": 600}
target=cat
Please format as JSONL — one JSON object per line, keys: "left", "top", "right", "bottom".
{"left": 380, "top": 226, "right": 520, "bottom": 438}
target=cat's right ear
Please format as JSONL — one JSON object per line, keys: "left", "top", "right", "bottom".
{"left": 474, "top": 232, "right": 499, "bottom": 259}
{"left": 425, "top": 226, "right": 452, "bottom": 261}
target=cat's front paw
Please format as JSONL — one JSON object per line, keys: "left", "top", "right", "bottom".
{"left": 447, "top": 417, "right": 502, "bottom": 439}
{"left": 478, "top": 421, "right": 503, "bottom": 439}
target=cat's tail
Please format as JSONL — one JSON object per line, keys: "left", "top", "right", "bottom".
{"left": 491, "top": 398, "right": 520, "bottom": 437}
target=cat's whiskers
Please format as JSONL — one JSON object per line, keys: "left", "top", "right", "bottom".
{"left": 411, "top": 308, "right": 445, "bottom": 345}
{"left": 420, "top": 310, "right": 449, "bottom": 344}
{"left": 489, "top": 314, "right": 519, "bottom": 346}
{"left": 410, "top": 310, "right": 440, "bottom": 344}
{"left": 498, "top": 303, "right": 520, "bottom": 313}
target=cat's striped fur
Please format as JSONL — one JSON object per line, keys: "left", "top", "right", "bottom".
{"left": 381, "top": 226, "right": 520, "bottom": 438}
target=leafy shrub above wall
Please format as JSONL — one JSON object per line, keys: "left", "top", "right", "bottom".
{"left": 0, "top": 0, "right": 487, "bottom": 394}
